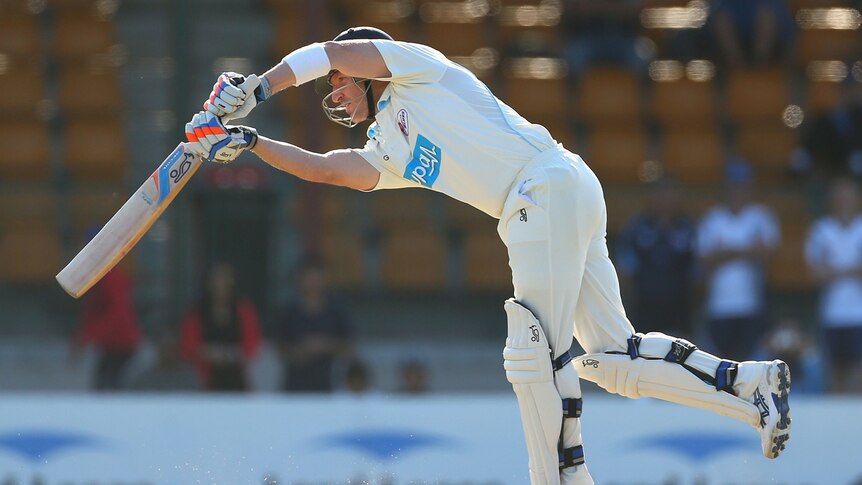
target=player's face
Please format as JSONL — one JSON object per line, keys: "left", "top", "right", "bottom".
{"left": 328, "top": 71, "right": 369, "bottom": 122}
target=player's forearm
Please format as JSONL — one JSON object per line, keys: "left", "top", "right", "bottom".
{"left": 251, "top": 136, "right": 358, "bottom": 189}
{"left": 250, "top": 136, "right": 328, "bottom": 183}
{"left": 261, "top": 62, "right": 297, "bottom": 96}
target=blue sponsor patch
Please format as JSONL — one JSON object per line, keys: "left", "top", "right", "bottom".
{"left": 404, "top": 134, "right": 442, "bottom": 188}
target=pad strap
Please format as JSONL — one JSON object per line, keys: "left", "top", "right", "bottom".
{"left": 553, "top": 350, "right": 573, "bottom": 371}
{"left": 553, "top": 351, "right": 583, "bottom": 419}
{"left": 715, "top": 360, "right": 739, "bottom": 393}
{"left": 624, "top": 333, "right": 740, "bottom": 394}
{"left": 665, "top": 338, "right": 698, "bottom": 363}
{"left": 559, "top": 445, "right": 585, "bottom": 469}
{"left": 627, "top": 334, "right": 642, "bottom": 359}
{"left": 562, "top": 398, "right": 582, "bottom": 418}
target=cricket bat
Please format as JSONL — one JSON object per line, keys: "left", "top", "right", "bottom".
{"left": 56, "top": 143, "right": 202, "bottom": 298}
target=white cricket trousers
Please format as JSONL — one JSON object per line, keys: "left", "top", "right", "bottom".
{"left": 498, "top": 145, "right": 635, "bottom": 359}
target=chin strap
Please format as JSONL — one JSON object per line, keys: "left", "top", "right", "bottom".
{"left": 364, "top": 79, "right": 376, "bottom": 121}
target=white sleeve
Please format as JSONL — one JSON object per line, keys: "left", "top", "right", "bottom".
{"left": 370, "top": 40, "right": 449, "bottom": 85}
{"left": 350, "top": 139, "right": 419, "bottom": 191}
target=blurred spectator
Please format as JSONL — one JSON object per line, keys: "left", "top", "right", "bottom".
{"left": 793, "top": 82, "right": 862, "bottom": 178}
{"left": 398, "top": 359, "right": 430, "bottom": 394}
{"left": 343, "top": 358, "right": 372, "bottom": 395}
{"left": 697, "top": 161, "right": 780, "bottom": 361}
{"left": 179, "top": 263, "right": 262, "bottom": 392}
{"left": 70, "top": 267, "right": 141, "bottom": 391}
{"left": 130, "top": 332, "right": 201, "bottom": 392}
{"left": 615, "top": 178, "right": 697, "bottom": 338}
{"left": 272, "top": 258, "right": 354, "bottom": 392}
{"left": 805, "top": 178, "right": 862, "bottom": 393}
{"left": 561, "top": 0, "right": 649, "bottom": 78}
{"left": 708, "top": 0, "right": 794, "bottom": 67}
{"left": 70, "top": 228, "right": 141, "bottom": 391}
{"left": 759, "top": 316, "right": 825, "bottom": 394}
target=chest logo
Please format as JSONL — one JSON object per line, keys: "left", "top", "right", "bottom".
{"left": 397, "top": 109, "right": 409, "bottom": 137}
{"left": 404, "top": 134, "right": 442, "bottom": 188}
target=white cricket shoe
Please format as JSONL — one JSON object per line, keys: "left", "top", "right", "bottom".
{"left": 750, "top": 360, "right": 791, "bottom": 459}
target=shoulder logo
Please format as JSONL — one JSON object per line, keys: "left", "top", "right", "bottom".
{"left": 397, "top": 109, "right": 409, "bottom": 137}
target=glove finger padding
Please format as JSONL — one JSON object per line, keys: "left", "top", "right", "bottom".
{"left": 184, "top": 121, "right": 206, "bottom": 156}
{"left": 204, "top": 72, "right": 247, "bottom": 116}
{"left": 221, "top": 74, "right": 262, "bottom": 123}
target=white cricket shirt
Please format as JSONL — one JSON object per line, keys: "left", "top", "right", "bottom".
{"left": 349, "top": 40, "right": 559, "bottom": 219}
{"left": 805, "top": 215, "right": 862, "bottom": 327}
{"left": 696, "top": 204, "right": 780, "bottom": 318}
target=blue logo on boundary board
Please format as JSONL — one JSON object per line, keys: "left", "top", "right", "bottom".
{"left": 404, "top": 134, "right": 442, "bottom": 188}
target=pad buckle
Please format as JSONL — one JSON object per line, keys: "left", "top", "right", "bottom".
{"left": 626, "top": 334, "right": 642, "bottom": 359}
{"left": 715, "top": 360, "right": 739, "bottom": 393}
{"left": 553, "top": 351, "right": 573, "bottom": 371}
{"left": 559, "top": 445, "right": 585, "bottom": 469}
{"left": 562, "top": 398, "right": 582, "bottom": 418}
{"left": 664, "top": 338, "right": 697, "bottom": 364}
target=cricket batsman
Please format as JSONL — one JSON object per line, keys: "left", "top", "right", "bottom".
{"left": 183, "top": 27, "right": 791, "bottom": 484}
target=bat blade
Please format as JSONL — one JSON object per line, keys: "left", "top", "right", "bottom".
{"left": 56, "top": 143, "right": 202, "bottom": 298}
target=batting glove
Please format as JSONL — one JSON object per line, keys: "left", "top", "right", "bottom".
{"left": 184, "top": 111, "right": 258, "bottom": 163}
{"left": 203, "top": 72, "right": 271, "bottom": 123}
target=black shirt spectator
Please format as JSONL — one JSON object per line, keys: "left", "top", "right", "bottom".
{"left": 616, "top": 179, "right": 697, "bottom": 337}
{"left": 273, "top": 259, "right": 354, "bottom": 392}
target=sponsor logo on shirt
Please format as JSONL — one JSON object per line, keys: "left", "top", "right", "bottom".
{"left": 404, "top": 134, "right": 442, "bottom": 187}
{"left": 397, "top": 109, "right": 409, "bottom": 137}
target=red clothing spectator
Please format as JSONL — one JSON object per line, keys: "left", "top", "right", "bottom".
{"left": 179, "top": 263, "right": 262, "bottom": 391}
{"left": 72, "top": 266, "right": 141, "bottom": 390}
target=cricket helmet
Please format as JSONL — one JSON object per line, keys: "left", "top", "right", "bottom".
{"left": 317, "top": 26, "right": 394, "bottom": 127}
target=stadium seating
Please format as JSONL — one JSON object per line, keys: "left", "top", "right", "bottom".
{"left": 0, "top": 221, "right": 62, "bottom": 283}
{"left": 320, "top": 227, "right": 366, "bottom": 289}
{"left": 650, "top": 77, "right": 717, "bottom": 126}
{"left": 0, "top": 121, "right": 52, "bottom": 180}
{"left": 735, "top": 122, "right": 797, "bottom": 184}
{"left": 494, "top": 0, "right": 564, "bottom": 54}
{"left": 53, "top": 14, "right": 117, "bottom": 64}
{"left": 585, "top": 123, "right": 650, "bottom": 185}
{"left": 461, "top": 227, "right": 511, "bottom": 292}
{"left": 423, "top": 21, "right": 485, "bottom": 57}
{"left": 68, "top": 186, "right": 126, "bottom": 234}
{"left": 502, "top": 58, "right": 569, "bottom": 123}
{"left": 444, "top": 197, "right": 490, "bottom": 231}
{"left": 660, "top": 124, "right": 725, "bottom": 185}
{"left": 576, "top": 67, "right": 643, "bottom": 125}
{"left": 0, "top": 188, "right": 60, "bottom": 283}
{"left": 726, "top": 68, "right": 793, "bottom": 123}
{"left": 380, "top": 227, "right": 448, "bottom": 290}
{"left": 797, "top": 29, "right": 862, "bottom": 65}
{"left": 0, "top": 67, "right": 46, "bottom": 119}
{"left": 58, "top": 67, "right": 122, "bottom": 115}
{"left": 63, "top": 120, "right": 128, "bottom": 181}
{"left": 805, "top": 76, "right": 844, "bottom": 113}
{"left": 0, "top": 14, "right": 42, "bottom": 60}
{"left": 370, "top": 189, "right": 440, "bottom": 230}
{"left": 344, "top": 0, "right": 417, "bottom": 41}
